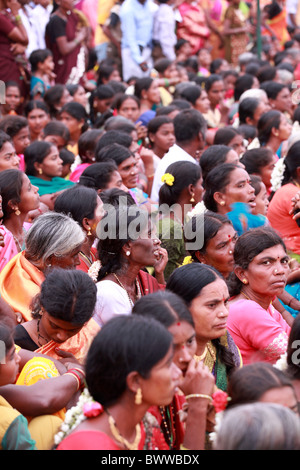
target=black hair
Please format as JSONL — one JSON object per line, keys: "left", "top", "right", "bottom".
{"left": 159, "top": 160, "right": 201, "bottom": 206}
{"left": 134, "top": 77, "right": 154, "bottom": 100}
{"left": 31, "top": 268, "right": 97, "bottom": 326}
{"left": 79, "top": 161, "right": 119, "bottom": 191}
{"left": 200, "top": 145, "right": 234, "bottom": 181}
{"left": 0, "top": 169, "right": 24, "bottom": 222}
{"left": 78, "top": 129, "right": 104, "bottom": 160}
{"left": 0, "top": 131, "right": 12, "bottom": 151}
{"left": 184, "top": 211, "right": 233, "bottom": 260}
{"left": 95, "top": 131, "right": 132, "bottom": 157}
{"left": 205, "top": 74, "right": 223, "bottom": 92}
{"left": 227, "top": 226, "right": 286, "bottom": 296}
{"left": 44, "top": 85, "right": 66, "bottom": 118}
{"left": 24, "top": 140, "right": 55, "bottom": 176}
{"left": 213, "top": 127, "right": 242, "bottom": 147}
{"left": 59, "top": 148, "right": 75, "bottom": 165}
{"left": 173, "top": 108, "right": 207, "bottom": 143}
{"left": 282, "top": 140, "right": 300, "bottom": 185}
{"left": 85, "top": 315, "right": 173, "bottom": 407}
{"left": 132, "top": 290, "right": 194, "bottom": 328}
{"left": 166, "top": 263, "right": 236, "bottom": 374}
{"left": 24, "top": 100, "right": 50, "bottom": 118}
{"left": 59, "top": 102, "right": 89, "bottom": 134}
{"left": 42, "top": 121, "right": 70, "bottom": 143}
{"left": 54, "top": 185, "right": 99, "bottom": 227}
{"left": 257, "top": 109, "right": 281, "bottom": 146}
{"left": 240, "top": 147, "right": 274, "bottom": 175}
{"left": 203, "top": 163, "right": 240, "bottom": 212}
{"left": 260, "top": 81, "right": 287, "bottom": 100}
{"left": 238, "top": 97, "right": 260, "bottom": 125}
{"left": 96, "top": 205, "right": 149, "bottom": 281}
{"left": 95, "top": 142, "right": 133, "bottom": 165}
{"left": 233, "top": 74, "right": 256, "bottom": 102}
{"left": 178, "top": 85, "right": 202, "bottom": 105}
{"left": 0, "top": 115, "right": 28, "bottom": 138}
{"left": 29, "top": 48, "right": 52, "bottom": 73}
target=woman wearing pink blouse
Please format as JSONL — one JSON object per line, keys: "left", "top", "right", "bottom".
{"left": 227, "top": 226, "right": 291, "bottom": 365}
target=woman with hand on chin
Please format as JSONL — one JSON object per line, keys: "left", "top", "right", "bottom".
{"left": 93, "top": 205, "right": 168, "bottom": 327}
{"left": 132, "top": 290, "right": 215, "bottom": 450}
{"left": 227, "top": 226, "right": 291, "bottom": 365}
{"left": 166, "top": 263, "right": 242, "bottom": 393}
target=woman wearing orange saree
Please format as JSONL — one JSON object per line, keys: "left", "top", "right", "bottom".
{"left": 0, "top": 212, "right": 100, "bottom": 361}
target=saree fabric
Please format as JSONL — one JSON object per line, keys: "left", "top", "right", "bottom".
{"left": 0, "top": 395, "right": 37, "bottom": 450}
{"left": 28, "top": 175, "right": 75, "bottom": 196}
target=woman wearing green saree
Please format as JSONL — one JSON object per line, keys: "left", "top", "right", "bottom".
{"left": 24, "top": 140, "right": 74, "bottom": 210}
{"left": 166, "top": 263, "right": 242, "bottom": 392}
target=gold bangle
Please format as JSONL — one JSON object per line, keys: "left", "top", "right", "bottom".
{"left": 185, "top": 393, "right": 213, "bottom": 402}
{"left": 180, "top": 444, "right": 190, "bottom": 450}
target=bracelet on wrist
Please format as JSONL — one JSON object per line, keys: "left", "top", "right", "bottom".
{"left": 15, "top": 14, "right": 21, "bottom": 22}
{"left": 185, "top": 393, "right": 213, "bottom": 402}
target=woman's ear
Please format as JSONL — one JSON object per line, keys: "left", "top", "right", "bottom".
{"left": 126, "top": 370, "right": 142, "bottom": 396}
{"left": 213, "top": 191, "right": 226, "bottom": 208}
{"left": 234, "top": 265, "right": 247, "bottom": 283}
{"left": 194, "top": 250, "right": 206, "bottom": 263}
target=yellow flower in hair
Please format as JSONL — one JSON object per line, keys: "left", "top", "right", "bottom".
{"left": 161, "top": 173, "right": 175, "bottom": 186}
{"left": 181, "top": 256, "right": 193, "bottom": 266}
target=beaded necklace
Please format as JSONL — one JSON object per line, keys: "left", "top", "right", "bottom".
{"left": 159, "top": 404, "right": 176, "bottom": 449}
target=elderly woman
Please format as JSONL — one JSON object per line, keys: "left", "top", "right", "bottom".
{"left": 227, "top": 226, "right": 291, "bottom": 365}
{"left": 0, "top": 211, "right": 85, "bottom": 323}
{"left": 92, "top": 205, "right": 168, "bottom": 326}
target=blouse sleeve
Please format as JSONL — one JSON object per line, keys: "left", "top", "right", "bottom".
{"left": 0, "top": 14, "right": 15, "bottom": 35}
{"left": 229, "top": 300, "right": 290, "bottom": 362}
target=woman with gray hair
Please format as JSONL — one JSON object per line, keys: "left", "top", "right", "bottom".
{"left": 213, "top": 402, "right": 300, "bottom": 450}
{"left": 0, "top": 212, "right": 85, "bottom": 324}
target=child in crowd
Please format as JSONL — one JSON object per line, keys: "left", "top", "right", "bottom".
{"left": 29, "top": 49, "right": 56, "bottom": 99}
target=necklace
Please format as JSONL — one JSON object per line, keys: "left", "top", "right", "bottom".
{"left": 36, "top": 319, "right": 49, "bottom": 347}
{"left": 112, "top": 273, "right": 142, "bottom": 306}
{"left": 194, "top": 346, "right": 208, "bottom": 363}
{"left": 240, "top": 290, "right": 251, "bottom": 300}
{"left": 79, "top": 251, "right": 93, "bottom": 268}
{"left": 159, "top": 405, "right": 176, "bottom": 449}
{"left": 107, "top": 414, "right": 141, "bottom": 450}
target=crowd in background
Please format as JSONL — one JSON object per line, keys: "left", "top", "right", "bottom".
{"left": 1, "top": 0, "right": 300, "bottom": 452}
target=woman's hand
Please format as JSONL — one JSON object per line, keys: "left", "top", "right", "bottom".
{"left": 153, "top": 246, "right": 168, "bottom": 277}
{"left": 180, "top": 358, "right": 215, "bottom": 397}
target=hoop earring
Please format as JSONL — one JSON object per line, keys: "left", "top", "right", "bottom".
{"left": 135, "top": 388, "right": 142, "bottom": 405}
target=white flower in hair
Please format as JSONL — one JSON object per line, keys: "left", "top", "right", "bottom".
{"left": 87, "top": 260, "right": 101, "bottom": 282}
{"left": 270, "top": 158, "right": 286, "bottom": 193}
{"left": 186, "top": 201, "right": 207, "bottom": 221}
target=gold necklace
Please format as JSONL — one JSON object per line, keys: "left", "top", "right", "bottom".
{"left": 79, "top": 251, "right": 93, "bottom": 267}
{"left": 240, "top": 290, "right": 251, "bottom": 300}
{"left": 108, "top": 415, "right": 141, "bottom": 450}
{"left": 112, "top": 273, "right": 141, "bottom": 306}
{"left": 194, "top": 346, "right": 208, "bottom": 362}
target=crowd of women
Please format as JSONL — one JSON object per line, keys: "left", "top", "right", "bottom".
{"left": 2, "top": 0, "right": 300, "bottom": 452}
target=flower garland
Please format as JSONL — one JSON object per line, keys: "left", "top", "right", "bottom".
{"left": 54, "top": 387, "right": 95, "bottom": 446}
{"left": 88, "top": 260, "right": 101, "bottom": 282}
{"left": 208, "top": 390, "right": 231, "bottom": 445}
{"left": 270, "top": 158, "right": 286, "bottom": 193}
{"left": 186, "top": 201, "right": 207, "bottom": 221}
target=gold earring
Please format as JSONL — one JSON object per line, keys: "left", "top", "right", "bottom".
{"left": 220, "top": 201, "right": 225, "bottom": 206}
{"left": 38, "top": 168, "right": 43, "bottom": 175}
{"left": 242, "top": 278, "right": 248, "bottom": 284}
{"left": 87, "top": 228, "right": 92, "bottom": 236}
{"left": 190, "top": 194, "right": 195, "bottom": 203}
{"left": 15, "top": 208, "right": 20, "bottom": 216}
{"left": 135, "top": 388, "right": 142, "bottom": 405}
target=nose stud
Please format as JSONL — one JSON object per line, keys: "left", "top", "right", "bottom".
{"left": 274, "top": 269, "right": 278, "bottom": 273}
